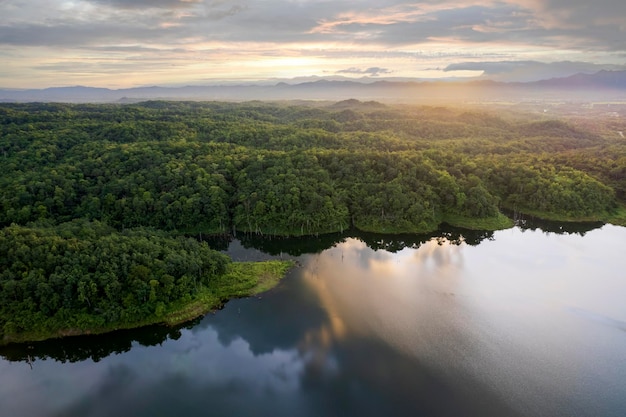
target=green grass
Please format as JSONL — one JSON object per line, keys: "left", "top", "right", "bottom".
{"left": 506, "top": 205, "right": 620, "bottom": 224}
{"left": 605, "top": 205, "right": 626, "bottom": 227}
{"left": 441, "top": 212, "right": 514, "bottom": 231}
{"left": 208, "top": 261, "right": 295, "bottom": 299}
{"left": 355, "top": 212, "right": 516, "bottom": 234}
{"left": 353, "top": 218, "right": 439, "bottom": 235}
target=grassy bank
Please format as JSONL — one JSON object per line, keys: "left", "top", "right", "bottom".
{"left": 507, "top": 205, "right": 623, "bottom": 225}
{"left": 163, "top": 260, "right": 295, "bottom": 326}
{"left": 605, "top": 205, "right": 626, "bottom": 227}
{"left": 1, "top": 260, "right": 294, "bottom": 346}
{"left": 441, "top": 212, "right": 514, "bottom": 231}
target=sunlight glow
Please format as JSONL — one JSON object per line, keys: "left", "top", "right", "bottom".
{"left": 0, "top": 0, "right": 624, "bottom": 88}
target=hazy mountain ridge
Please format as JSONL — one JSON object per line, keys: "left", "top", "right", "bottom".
{"left": 2, "top": 70, "right": 625, "bottom": 103}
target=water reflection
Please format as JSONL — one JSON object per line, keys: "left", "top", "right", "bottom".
{"left": 1, "top": 224, "right": 624, "bottom": 417}
{"left": 0, "top": 323, "right": 189, "bottom": 364}
{"left": 507, "top": 210, "right": 604, "bottom": 235}
{"left": 298, "top": 238, "right": 470, "bottom": 369}
{"left": 201, "top": 213, "right": 601, "bottom": 256}
{"left": 230, "top": 225, "right": 495, "bottom": 256}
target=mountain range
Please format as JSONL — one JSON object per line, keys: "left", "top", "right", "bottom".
{"left": 1, "top": 70, "right": 625, "bottom": 103}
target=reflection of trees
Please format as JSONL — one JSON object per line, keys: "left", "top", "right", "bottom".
{"left": 354, "top": 231, "right": 431, "bottom": 252}
{"left": 237, "top": 226, "right": 496, "bottom": 255}
{"left": 238, "top": 232, "right": 348, "bottom": 256}
{"left": 508, "top": 211, "right": 604, "bottom": 235}
{"left": 0, "top": 322, "right": 193, "bottom": 364}
{"left": 437, "top": 225, "right": 495, "bottom": 246}
{"left": 233, "top": 213, "right": 601, "bottom": 255}
{"left": 1, "top": 216, "right": 601, "bottom": 364}
{"left": 200, "top": 234, "right": 233, "bottom": 251}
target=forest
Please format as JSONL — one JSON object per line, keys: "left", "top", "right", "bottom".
{"left": 1, "top": 100, "right": 625, "bottom": 343}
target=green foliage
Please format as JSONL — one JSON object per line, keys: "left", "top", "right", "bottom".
{"left": 605, "top": 205, "right": 626, "bottom": 226}
{"left": 209, "top": 261, "right": 295, "bottom": 298}
{"left": 232, "top": 152, "right": 349, "bottom": 235}
{"left": 0, "top": 221, "right": 229, "bottom": 342}
{"left": 1, "top": 100, "right": 623, "bottom": 342}
{"left": 159, "top": 260, "right": 293, "bottom": 327}
{"left": 442, "top": 212, "right": 514, "bottom": 230}
{"left": 1, "top": 101, "right": 622, "bottom": 237}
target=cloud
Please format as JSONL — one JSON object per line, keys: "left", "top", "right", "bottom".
{"left": 0, "top": 0, "right": 625, "bottom": 87}
{"left": 499, "top": 0, "right": 626, "bottom": 50}
{"left": 1, "top": 0, "right": 624, "bottom": 50}
{"left": 510, "top": 0, "right": 626, "bottom": 25}
{"left": 86, "top": 0, "right": 202, "bottom": 9}
{"left": 336, "top": 67, "right": 392, "bottom": 76}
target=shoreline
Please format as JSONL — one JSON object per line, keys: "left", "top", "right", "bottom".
{"left": 2, "top": 205, "right": 623, "bottom": 346}
{"left": 0, "top": 260, "right": 295, "bottom": 346}
{"left": 227, "top": 206, "right": 625, "bottom": 237}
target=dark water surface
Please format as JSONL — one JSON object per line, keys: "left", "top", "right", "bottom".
{"left": 1, "top": 223, "right": 625, "bottom": 417}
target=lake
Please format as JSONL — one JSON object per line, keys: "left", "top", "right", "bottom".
{"left": 1, "top": 221, "right": 625, "bottom": 417}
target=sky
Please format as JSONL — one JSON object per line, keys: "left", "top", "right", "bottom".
{"left": 1, "top": 0, "right": 625, "bottom": 88}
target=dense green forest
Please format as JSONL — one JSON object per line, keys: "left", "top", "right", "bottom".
{"left": 1, "top": 221, "right": 224, "bottom": 334}
{"left": 2, "top": 100, "right": 624, "bottom": 232}
{"left": 0, "top": 219, "right": 292, "bottom": 343}
{"left": 1, "top": 100, "right": 625, "bottom": 343}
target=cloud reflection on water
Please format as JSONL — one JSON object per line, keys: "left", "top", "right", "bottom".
{"left": 1, "top": 226, "right": 625, "bottom": 417}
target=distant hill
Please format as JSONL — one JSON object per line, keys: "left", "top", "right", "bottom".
{"left": 529, "top": 70, "right": 626, "bottom": 89}
{"left": 1, "top": 70, "right": 625, "bottom": 103}
{"left": 328, "top": 99, "right": 387, "bottom": 110}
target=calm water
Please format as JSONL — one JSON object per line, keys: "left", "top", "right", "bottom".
{"left": 1, "top": 223, "right": 625, "bottom": 417}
